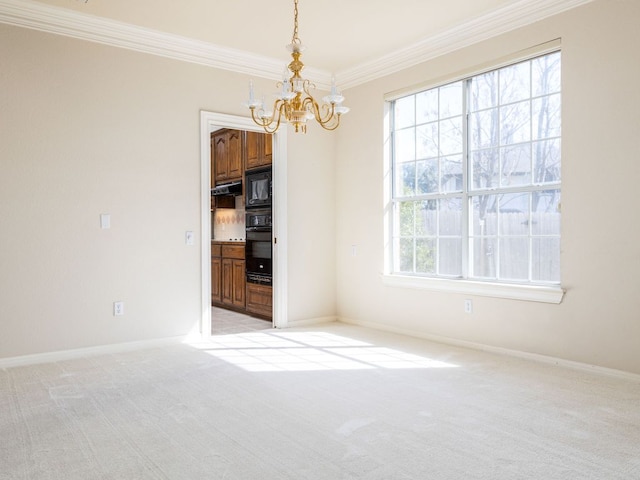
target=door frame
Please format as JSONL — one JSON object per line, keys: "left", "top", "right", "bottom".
{"left": 200, "top": 111, "right": 288, "bottom": 336}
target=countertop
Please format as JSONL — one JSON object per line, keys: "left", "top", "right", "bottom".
{"left": 211, "top": 239, "right": 245, "bottom": 244}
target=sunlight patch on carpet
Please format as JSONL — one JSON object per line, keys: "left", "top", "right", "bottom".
{"left": 191, "top": 331, "right": 458, "bottom": 372}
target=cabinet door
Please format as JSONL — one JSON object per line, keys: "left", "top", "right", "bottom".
{"left": 211, "top": 257, "right": 222, "bottom": 304}
{"left": 262, "top": 133, "right": 272, "bottom": 165}
{"left": 226, "top": 130, "right": 243, "bottom": 180}
{"left": 246, "top": 131, "right": 261, "bottom": 170}
{"left": 246, "top": 283, "right": 272, "bottom": 318}
{"left": 231, "top": 259, "right": 246, "bottom": 308}
{"left": 245, "top": 131, "right": 273, "bottom": 170}
{"left": 213, "top": 132, "right": 229, "bottom": 183}
{"left": 210, "top": 134, "right": 217, "bottom": 188}
{"left": 221, "top": 258, "right": 233, "bottom": 305}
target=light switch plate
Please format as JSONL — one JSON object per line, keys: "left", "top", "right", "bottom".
{"left": 100, "top": 214, "right": 111, "bottom": 229}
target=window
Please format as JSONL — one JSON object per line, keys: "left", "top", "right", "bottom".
{"left": 390, "top": 51, "right": 561, "bottom": 286}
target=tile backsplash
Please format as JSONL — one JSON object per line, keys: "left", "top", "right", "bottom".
{"left": 212, "top": 198, "right": 245, "bottom": 241}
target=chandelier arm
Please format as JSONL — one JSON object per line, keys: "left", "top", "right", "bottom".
{"left": 250, "top": 99, "right": 286, "bottom": 134}
{"left": 316, "top": 107, "right": 342, "bottom": 131}
{"left": 318, "top": 116, "right": 342, "bottom": 131}
{"left": 319, "top": 102, "right": 337, "bottom": 124}
{"left": 302, "top": 96, "right": 338, "bottom": 127}
{"left": 302, "top": 80, "right": 317, "bottom": 96}
{"left": 249, "top": 108, "right": 268, "bottom": 127}
{"left": 250, "top": 107, "right": 274, "bottom": 128}
{"left": 302, "top": 98, "right": 341, "bottom": 131}
{"left": 267, "top": 102, "right": 289, "bottom": 134}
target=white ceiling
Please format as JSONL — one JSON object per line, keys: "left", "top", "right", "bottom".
{"left": 3, "top": 0, "right": 592, "bottom": 88}
{"left": 30, "top": 0, "right": 518, "bottom": 72}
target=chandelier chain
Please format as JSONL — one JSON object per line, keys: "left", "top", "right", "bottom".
{"left": 291, "top": 0, "right": 300, "bottom": 46}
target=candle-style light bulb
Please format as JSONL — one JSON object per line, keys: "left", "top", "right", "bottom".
{"left": 248, "top": 80, "right": 255, "bottom": 103}
{"left": 323, "top": 75, "right": 344, "bottom": 105}
{"left": 260, "top": 95, "right": 272, "bottom": 119}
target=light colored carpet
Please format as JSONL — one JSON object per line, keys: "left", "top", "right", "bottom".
{"left": 1, "top": 323, "right": 639, "bottom": 479}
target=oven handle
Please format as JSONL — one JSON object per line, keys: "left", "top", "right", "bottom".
{"left": 245, "top": 226, "right": 272, "bottom": 232}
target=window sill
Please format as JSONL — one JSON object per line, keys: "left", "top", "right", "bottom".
{"left": 382, "top": 274, "right": 565, "bottom": 304}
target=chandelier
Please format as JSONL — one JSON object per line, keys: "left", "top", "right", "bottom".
{"left": 245, "top": 0, "right": 349, "bottom": 134}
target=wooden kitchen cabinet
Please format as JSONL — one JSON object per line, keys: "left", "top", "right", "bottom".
{"left": 245, "top": 283, "right": 272, "bottom": 319}
{"left": 245, "top": 131, "right": 272, "bottom": 171}
{"left": 212, "top": 129, "right": 243, "bottom": 184}
{"left": 212, "top": 243, "right": 245, "bottom": 310}
{"left": 221, "top": 258, "right": 245, "bottom": 308}
{"left": 212, "top": 242, "right": 271, "bottom": 320}
{"left": 211, "top": 243, "right": 223, "bottom": 304}
{"left": 211, "top": 257, "right": 222, "bottom": 304}
{"left": 211, "top": 195, "right": 234, "bottom": 211}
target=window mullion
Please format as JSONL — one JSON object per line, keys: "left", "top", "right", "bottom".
{"left": 462, "top": 79, "right": 470, "bottom": 279}
{"left": 529, "top": 192, "right": 534, "bottom": 283}
{"left": 390, "top": 110, "right": 397, "bottom": 275}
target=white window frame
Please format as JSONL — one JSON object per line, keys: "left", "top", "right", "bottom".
{"left": 383, "top": 44, "right": 565, "bottom": 304}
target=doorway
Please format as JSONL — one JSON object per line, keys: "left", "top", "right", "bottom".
{"left": 200, "top": 111, "right": 288, "bottom": 338}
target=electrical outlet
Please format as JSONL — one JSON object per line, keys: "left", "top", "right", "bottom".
{"left": 113, "top": 301, "right": 124, "bottom": 316}
{"left": 464, "top": 299, "right": 473, "bottom": 314}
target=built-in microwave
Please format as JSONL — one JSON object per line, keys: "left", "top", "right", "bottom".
{"left": 245, "top": 210, "right": 272, "bottom": 230}
{"left": 245, "top": 167, "right": 272, "bottom": 209}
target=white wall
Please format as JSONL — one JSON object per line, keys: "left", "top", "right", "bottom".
{"left": 335, "top": 0, "right": 640, "bottom": 375}
{"left": 4, "top": 0, "right": 639, "bottom": 376}
{"left": 286, "top": 128, "right": 338, "bottom": 323}
{"left": 0, "top": 23, "right": 336, "bottom": 358}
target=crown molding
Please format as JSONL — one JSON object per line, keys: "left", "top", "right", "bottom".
{"left": 0, "top": 0, "right": 273, "bottom": 75}
{"left": 0, "top": 0, "right": 333, "bottom": 89}
{"left": 336, "top": 0, "right": 595, "bottom": 89}
{"left": 0, "top": 0, "right": 594, "bottom": 91}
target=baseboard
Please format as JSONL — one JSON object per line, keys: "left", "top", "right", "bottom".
{"left": 0, "top": 336, "right": 187, "bottom": 369}
{"left": 285, "top": 316, "right": 338, "bottom": 328}
{"left": 338, "top": 317, "right": 640, "bottom": 382}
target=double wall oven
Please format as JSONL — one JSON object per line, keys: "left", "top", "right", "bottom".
{"left": 245, "top": 167, "right": 272, "bottom": 286}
